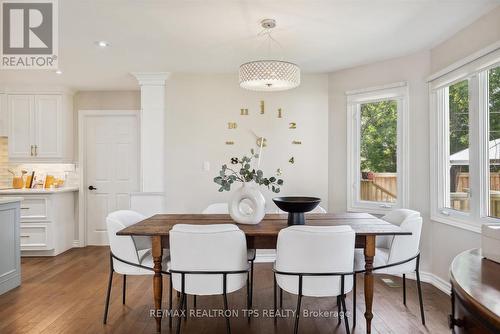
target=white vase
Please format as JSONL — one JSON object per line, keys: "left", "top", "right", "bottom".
{"left": 229, "top": 183, "right": 266, "bottom": 225}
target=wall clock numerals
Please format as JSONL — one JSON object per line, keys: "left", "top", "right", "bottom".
{"left": 240, "top": 108, "right": 249, "bottom": 116}
{"left": 292, "top": 140, "right": 302, "bottom": 145}
{"left": 289, "top": 157, "right": 295, "bottom": 164}
{"left": 278, "top": 108, "right": 283, "bottom": 118}
{"left": 225, "top": 141, "right": 235, "bottom": 145}
{"left": 256, "top": 137, "right": 267, "bottom": 147}
{"left": 260, "top": 101, "right": 265, "bottom": 114}
{"left": 228, "top": 122, "right": 237, "bottom": 129}
{"left": 276, "top": 168, "right": 283, "bottom": 176}
{"left": 289, "top": 122, "right": 297, "bottom": 129}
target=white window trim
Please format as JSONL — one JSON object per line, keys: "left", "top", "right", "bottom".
{"left": 346, "top": 82, "right": 409, "bottom": 214}
{"left": 429, "top": 47, "right": 500, "bottom": 233}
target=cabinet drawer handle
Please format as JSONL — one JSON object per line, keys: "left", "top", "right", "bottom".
{"left": 21, "top": 207, "right": 29, "bottom": 210}
{"left": 20, "top": 235, "right": 30, "bottom": 238}
{"left": 448, "top": 314, "right": 464, "bottom": 328}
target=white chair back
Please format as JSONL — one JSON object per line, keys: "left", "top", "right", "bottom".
{"left": 106, "top": 210, "right": 146, "bottom": 273}
{"left": 275, "top": 225, "right": 355, "bottom": 297}
{"left": 169, "top": 224, "right": 248, "bottom": 295}
{"left": 385, "top": 209, "right": 422, "bottom": 273}
{"left": 202, "top": 203, "right": 229, "bottom": 214}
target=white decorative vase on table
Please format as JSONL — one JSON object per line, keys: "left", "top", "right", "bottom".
{"left": 229, "top": 183, "right": 266, "bottom": 225}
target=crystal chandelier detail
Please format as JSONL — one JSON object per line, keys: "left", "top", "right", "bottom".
{"left": 239, "top": 19, "right": 300, "bottom": 92}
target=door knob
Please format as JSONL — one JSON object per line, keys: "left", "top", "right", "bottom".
{"left": 88, "top": 185, "right": 97, "bottom": 190}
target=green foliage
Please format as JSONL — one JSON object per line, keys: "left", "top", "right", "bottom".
{"left": 449, "top": 80, "right": 470, "bottom": 155}
{"left": 360, "top": 100, "right": 397, "bottom": 173}
{"left": 213, "top": 149, "right": 284, "bottom": 193}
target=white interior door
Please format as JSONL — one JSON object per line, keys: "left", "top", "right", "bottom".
{"left": 83, "top": 111, "right": 139, "bottom": 245}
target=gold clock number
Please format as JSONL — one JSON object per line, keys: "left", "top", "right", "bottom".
{"left": 292, "top": 140, "right": 302, "bottom": 145}
{"left": 260, "top": 101, "right": 265, "bottom": 114}
{"left": 289, "top": 122, "right": 297, "bottom": 129}
{"left": 256, "top": 137, "right": 267, "bottom": 147}
{"left": 278, "top": 108, "right": 283, "bottom": 118}
{"left": 240, "top": 108, "right": 249, "bottom": 116}
{"left": 228, "top": 122, "right": 237, "bottom": 129}
{"left": 225, "top": 141, "right": 234, "bottom": 145}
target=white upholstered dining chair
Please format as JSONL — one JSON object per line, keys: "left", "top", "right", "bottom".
{"left": 103, "top": 210, "right": 171, "bottom": 324}
{"left": 202, "top": 203, "right": 256, "bottom": 306}
{"left": 274, "top": 225, "right": 356, "bottom": 334}
{"left": 353, "top": 209, "right": 425, "bottom": 326}
{"left": 169, "top": 224, "right": 250, "bottom": 334}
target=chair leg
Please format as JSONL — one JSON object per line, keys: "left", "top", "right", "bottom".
{"left": 336, "top": 296, "right": 341, "bottom": 325}
{"left": 169, "top": 276, "right": 173, "bottom": 328}
{"left": 176, "top": 293, "right": 186, "bottom": 334}
{"left": 122, "top": 275, "right": 126, "bottom": 305}
{"left": 353, "top": 273, "right": 357, "bottom": 327}
{"left": 193, "top": 295, "right": 197, "bottom": 309}
{"left": 340, "top": 294, "right": 350, "bottom": 334}
{"left": 279, "top": 287, "right": 283, "bottom": 309}
{"left": 222, "top": 291, "right": 231, "bottom": 334}
{"left": 102, "top": 268, "right": 114, "bottom": 324}
{"left": 294, "top": 294, "right": 302, "bottom": 334}
{"left": 250, "top": 260, "right": 254, "bottom": 308}
{"left": 402, "top": 274, "right": 406, "bottom": 306}
{"left": 416, "top": 269, "right": 426, "bottom": 325}
{"left": 273, "top": 275, "right": 277, "bottom": 321}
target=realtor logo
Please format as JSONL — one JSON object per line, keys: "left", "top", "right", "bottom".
{"left": 1, "top": 0, "right": 58, "bottom": 69}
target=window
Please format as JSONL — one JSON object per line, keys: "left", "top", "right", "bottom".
{"left": 430, "top": 47, "right": 500, "bottom": 230}
{"left": 488, "top": 66, "right": 500, "bottom": 218}
{"left": 347, "top": 83, "right": 409, "bottom": 213}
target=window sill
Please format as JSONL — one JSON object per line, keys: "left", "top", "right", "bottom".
{"left": 431, "top": 214, "right": 481, "bottom": 234}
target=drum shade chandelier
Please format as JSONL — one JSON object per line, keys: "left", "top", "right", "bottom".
{"left": 239, "top": 19, "right": 300, "bottom": 92}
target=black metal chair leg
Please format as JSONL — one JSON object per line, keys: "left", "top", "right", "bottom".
{"left": 279, "top": 287, "right": 283, "bottom": 309}
{"left": 353, "top": 273, "right": 357, "bottom": 327}
{"left": 273, "top": 275, "right": 277, "bottom": 322}
{"left": 193, "top": 295, "right": 197, "bottom": 309}
{"left": 416, "top": 269, "right": 426, "bottom": 325}
{"left": 122, "top": 275, "right": 126, "bottom": 305}
{"left": 337, "top": 296, "right": 341, "bottom": 325}
{"left": 176, "top": 293, "right": 186, "bottom": 334}
{"left": 403, "top": 274, "right": 406, "bottom": 306}
{"left": 294, "top": 294, "right": 302, "bottom": 334}
{"left": 250, "top": 260, "right": 254, "bottom": 308}
{"left": 340, "top": 294, "right": 350, "bottom": 334}
{"left": 169, "top": 276, "right": 173, "bottom": 328}
{"left": 222, "top": 274, "right": 231, "bottom": 334}
{"left": 103, "top": 268, "right": 114, "bottom": 324}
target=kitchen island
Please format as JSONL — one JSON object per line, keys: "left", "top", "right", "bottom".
{"left": 0, "top": 197, "right": 22, "bottom": 295}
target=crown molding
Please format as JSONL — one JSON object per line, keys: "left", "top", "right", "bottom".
{"left": 131, "top": 72, "right": 171, "bottom": 86}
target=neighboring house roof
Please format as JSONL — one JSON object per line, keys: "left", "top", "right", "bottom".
{"left": 450, "top": 138, "right": 500, "bottom": 165}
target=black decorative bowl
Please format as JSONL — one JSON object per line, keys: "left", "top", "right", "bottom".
{"left": 272, "top": 196, "right": 322, "bottom": 225}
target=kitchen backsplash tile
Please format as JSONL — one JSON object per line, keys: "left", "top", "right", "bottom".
{"left": 0, "top": 137, "right": 9, "bottom": 188}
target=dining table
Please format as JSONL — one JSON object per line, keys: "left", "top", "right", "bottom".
{"left": 117, "top": 212, "right": 411, "bottom": 334}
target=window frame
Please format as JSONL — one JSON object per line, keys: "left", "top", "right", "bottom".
{"left": 430, "top": 49, "right": 500, "bottom": 233}
{"left": 346, "top": 82, "right": 409, "bottom": 214}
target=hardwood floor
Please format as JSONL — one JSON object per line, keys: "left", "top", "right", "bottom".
{"left": 0, "top": 247, "right": 450, "bottom": 334}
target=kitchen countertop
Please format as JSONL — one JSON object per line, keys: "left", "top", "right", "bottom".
{"left": 0, "top": 197, "right": 23, "bottom": 204}
{"left": 0, "top": 187, "right": 79, "bottom": 195}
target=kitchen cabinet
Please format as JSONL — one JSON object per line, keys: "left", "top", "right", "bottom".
{"left": 0, "top": 198, "right": 21, "bottom": 295}
{"left": 0, "top": 94, "right": 6, "bottom": 136}
{"left": 0, "top": 189, "right": 78, "bottom": 256}
{"left": 8, "top": 93, "right": 73, "bottom": 162}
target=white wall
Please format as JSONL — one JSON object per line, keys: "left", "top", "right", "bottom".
{"left": 328, "top": 51, "right": 432, "bottom": 271}
{"left": 165, "top": 74, "right": 329, "bottom": 213}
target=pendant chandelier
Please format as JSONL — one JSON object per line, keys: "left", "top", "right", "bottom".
{"left": 239, "top": 19, "right": 300, "bottom": 92}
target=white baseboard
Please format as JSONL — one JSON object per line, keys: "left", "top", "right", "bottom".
{"left": 72, "top": 240, "right": 82, "bottom": 248}
{"left": 400, "top": 271, "right": 451, "bottom": 295}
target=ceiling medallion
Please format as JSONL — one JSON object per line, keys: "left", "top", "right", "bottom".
{"left": 239, "top": 19, "right": 300, "bottom": 92}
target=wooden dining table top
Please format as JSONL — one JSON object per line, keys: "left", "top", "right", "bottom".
{"left": 117, "top": 212, "right": 411, "bottom": 237}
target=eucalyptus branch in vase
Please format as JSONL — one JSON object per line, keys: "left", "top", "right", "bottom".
{"left": 214, "top": 149, "right": 284, "bottom": 193}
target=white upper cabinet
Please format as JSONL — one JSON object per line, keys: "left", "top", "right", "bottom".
{"left": 8, "top": 92, "right": 73, "bottom": 162}
{"left": 8, "top": 95, "right": 34, "bottom": 158}
{"left": 0, "top": 94, "right": 6, "bottom": 136}
{"left": 34, "top": 95, "right": 62, "bottom": 158}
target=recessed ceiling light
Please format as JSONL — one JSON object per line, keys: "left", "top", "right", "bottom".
{"left": 95, "top": 41, "right": 110, "bottom": 48}
{"left": 55, "top": 70, "right": 62, "bottom": 75}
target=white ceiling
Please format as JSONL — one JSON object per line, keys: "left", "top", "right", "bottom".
{"left": 0, "top": 0, "right": 498, "bottom": 90}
